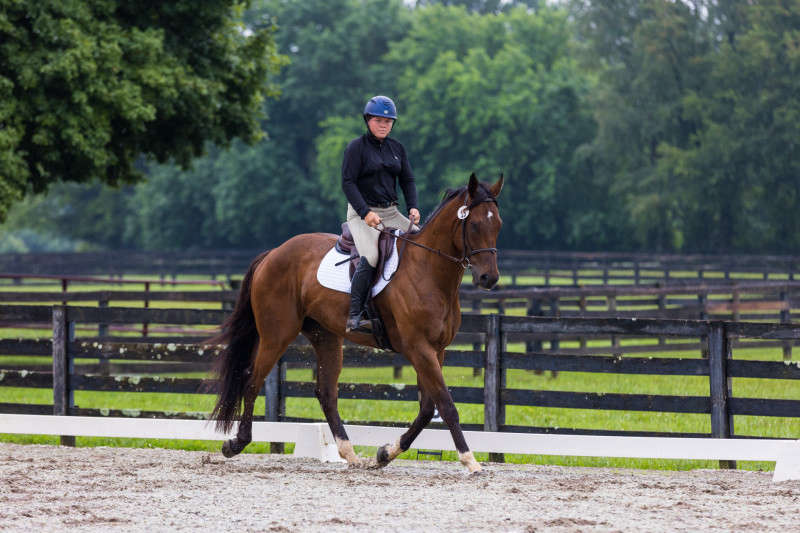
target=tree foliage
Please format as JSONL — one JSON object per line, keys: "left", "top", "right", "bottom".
{"left": 3, "top": 0, "right": 800, "bottom": 254}
{"left": 0, "top": 0, "right": 284, "bottom": 221}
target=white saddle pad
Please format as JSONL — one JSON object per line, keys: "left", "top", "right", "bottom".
{"left": 316, "top": 232, "right": 400, "bottom": 297}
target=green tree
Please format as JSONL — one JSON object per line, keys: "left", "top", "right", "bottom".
{"left": 128, "top": 140, "right": 309, "bottom": 249}
{"left": 119, "top": 0, "right": 412, "bottom": 249}
{"left": 571, "top": 0, "right": 711, "bottom": 250}
{"left": 317, "top": 5, "right": 600, "bottom": 249}
{"left": 657, "top": 0, "right": 800, "bottom": 252}
{"left": 0, "top": 0, "right": 285, "bottom": 221}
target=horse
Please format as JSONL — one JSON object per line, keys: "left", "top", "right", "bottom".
{"left": 209, "top": 172, "right": 503, "bottom": 474}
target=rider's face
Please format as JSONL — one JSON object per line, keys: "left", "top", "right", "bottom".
{"left": 367, "top": 116, "right": 394, "bottom": 140}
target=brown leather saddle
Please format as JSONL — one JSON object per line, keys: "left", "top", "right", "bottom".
{"left": 335, "top": 222, "right": 398, "bottom": 285}
{"left": 334, "top": 222, "right": 399, "bottom": 351}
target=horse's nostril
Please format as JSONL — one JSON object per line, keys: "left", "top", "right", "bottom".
{"left": 480, "top": 273, "right": 489, "bottom": 283}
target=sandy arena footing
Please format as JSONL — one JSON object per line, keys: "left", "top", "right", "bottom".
{"left": 0, "top": 443, "right": 798, "bottom": 532}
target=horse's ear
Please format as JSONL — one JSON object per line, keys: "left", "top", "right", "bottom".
{"left": 490, "top": 173, "right": 504, "bottom": 198}
{"left": 468, "top": 172, "right": 479, "bottom": 198}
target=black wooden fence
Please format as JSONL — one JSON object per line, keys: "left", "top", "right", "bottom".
{"left": 2, "top": 305, "right": 800, "bottom": 460}
{"left": 5, "top": 280, "right": 800, "bottom": 360}
{"left": 3, "top": 249, "right": 800, "bottom": 284}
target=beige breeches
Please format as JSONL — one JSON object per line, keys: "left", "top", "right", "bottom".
{"left": 346, "top": 204, "right": 419, "bottom": 267}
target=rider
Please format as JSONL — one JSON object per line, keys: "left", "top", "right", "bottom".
{"left": 342, "top": 95, "right": 421, "bottom": 332}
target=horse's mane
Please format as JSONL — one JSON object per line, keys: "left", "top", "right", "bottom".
{"left": 416, "top": 181, "right": 496, "bottom": 231}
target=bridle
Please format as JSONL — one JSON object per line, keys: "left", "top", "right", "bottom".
{"left": 376, "top": 192, "right": 498, "bottom": 270}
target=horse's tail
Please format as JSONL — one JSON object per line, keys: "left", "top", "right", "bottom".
{"left": 208, "top": 250, "right": 270, "bottom": 433}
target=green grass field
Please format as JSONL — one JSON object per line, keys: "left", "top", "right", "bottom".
{"left": 2, "top": 274, "right": 799, "bottom": 471}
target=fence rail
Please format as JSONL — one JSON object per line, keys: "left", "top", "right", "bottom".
{"left": 2, "top": 305, "right": 799, "bottom": 463}
{"left": 3, "top": 249, "right": 800, "bottom": 284}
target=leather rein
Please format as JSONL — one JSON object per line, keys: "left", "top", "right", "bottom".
{"left": 376, "top": 194, "right": 498, "bottom": 269}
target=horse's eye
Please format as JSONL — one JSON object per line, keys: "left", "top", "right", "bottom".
{"left": 469, "top": 221, "right": 479, "bottom": 231}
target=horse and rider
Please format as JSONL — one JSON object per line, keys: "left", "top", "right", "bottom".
{"left": 210, "top": 95, "right": 504, "bottom": 474}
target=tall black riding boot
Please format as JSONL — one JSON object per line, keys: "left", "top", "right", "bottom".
{"left": 346, "top": 257, "right": 376, "bottom": 332}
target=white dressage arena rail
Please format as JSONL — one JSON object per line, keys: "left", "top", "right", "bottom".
{"left": 1, "top": 415, "right": 798, "bottom": 482}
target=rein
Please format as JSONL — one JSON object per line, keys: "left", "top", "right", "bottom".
{"left": 376, "top": 194, "right": 498, "bottom": 269}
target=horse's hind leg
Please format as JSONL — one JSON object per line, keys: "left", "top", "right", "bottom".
{"left": 222, "top": 374, "right": 260, "bottom": 457}
{"left": 302, "top": 319, "right": 360, "bottom": 465}
{"left": 222, "top": 333, "right": 298, "bottom": 457}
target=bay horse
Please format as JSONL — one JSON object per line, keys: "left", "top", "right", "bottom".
{"left": 210, "top": 172, "right": 503, "bottom": 473}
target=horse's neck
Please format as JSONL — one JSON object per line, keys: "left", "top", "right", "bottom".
{"left": 400, "top": 209, "right": 463, "bottom": 295}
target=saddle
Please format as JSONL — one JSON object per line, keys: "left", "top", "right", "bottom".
{"left": 335, "top": 222, "right": 399, "bottom": 351}
{"left": 336, "top": 223, "right": 397, "bottom": 283}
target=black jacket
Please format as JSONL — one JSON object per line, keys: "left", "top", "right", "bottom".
{"left": 341, "top": 131, "right": 418, "bottom": 219}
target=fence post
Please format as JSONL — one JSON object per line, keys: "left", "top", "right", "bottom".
{"left": 780, "top": 290, "right": 792, "bottom": 360}
{"left": 526, "top": 299, "right": 543, "bottom": 369}
{"left": 142, "top": 281, "right": 150, "bottom": 337}
{"left": 657, "top": 284, "right": 666, "bottom": 345}
{"left": 98, "top": 298, "right": 110, "bottom": 375}
{"left": 578, "top": 295, "right": 588, "bottom": 350}
{"left": 265, "top": 357, "right": 284, "bottom": 454}
{"left": 608, "top": 295, "right": 619, "bottom": 352}
{"left": 52, "top": 306, "right": 75, "bottom": 446}
{"left": 549, "top": 297, "right": 560, "bottom": 352}
{"left": 698, "top": 292, "right": 708, "bottom": 320}
{"left": 484, "top": 314, "right": 504, "bottom": 463}
{"left": 708, "top": 323, "right": 735, "bottom": 469}
{"left": 472, "top": 298, "right": 483, "bottom": 377}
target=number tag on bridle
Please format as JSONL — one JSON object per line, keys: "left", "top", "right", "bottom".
{"left": 457, "top": 206, "right": 470, "bottom": 220}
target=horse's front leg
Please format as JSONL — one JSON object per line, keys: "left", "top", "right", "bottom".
{"left": 377, "top": 348, "right": 481, "bottom": 474}
{"left": 376, "top": 375, "right": 436, "bottom": 466}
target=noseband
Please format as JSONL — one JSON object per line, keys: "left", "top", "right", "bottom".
{"left": 456, "top": 196, "right": 499, "bottom": 269}
{"left": 377, "top": 192, "right": 498, "bottom": 270}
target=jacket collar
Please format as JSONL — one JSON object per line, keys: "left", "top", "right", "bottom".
{"left": 365, "top": 130, "right": 386, "bottom": 146}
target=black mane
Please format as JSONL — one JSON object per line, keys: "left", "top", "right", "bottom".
{"left": 420, "top": 181, "right": 495, "bottom": 229}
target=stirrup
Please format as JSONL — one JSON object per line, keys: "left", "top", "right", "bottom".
{"left": 346, "top": 314, "right": 372, "bottom": 333}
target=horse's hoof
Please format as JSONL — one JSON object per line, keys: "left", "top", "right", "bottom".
{"left": 467, "top": 467, "right": 484, "bottom": 477}
{"left": 346, "top": 458, "right": 368, "bottom": 469}
{"left": 221, "top": 439, "right": 239, "bottom": 458}
{"left": 376, "top": 444, "right": 391, "bottom": 467}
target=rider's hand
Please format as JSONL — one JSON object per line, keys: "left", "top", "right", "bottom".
{"left": 364, "top": 211, "right": 382, "bottom": 228}
{"left": 409, "top": 208, "right": 421, "bottom": 225}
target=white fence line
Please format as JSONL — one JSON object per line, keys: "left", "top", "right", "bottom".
{"left": 1, "top": 415, "right": 798, "bottom": 482}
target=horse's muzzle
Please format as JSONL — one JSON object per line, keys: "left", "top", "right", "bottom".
{"left": 475, "top": 271, "right": 499, "bottom": 290}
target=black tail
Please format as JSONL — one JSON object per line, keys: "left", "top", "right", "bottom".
{"left": 208, "top": 251, "right": 270, "bottom": 433}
